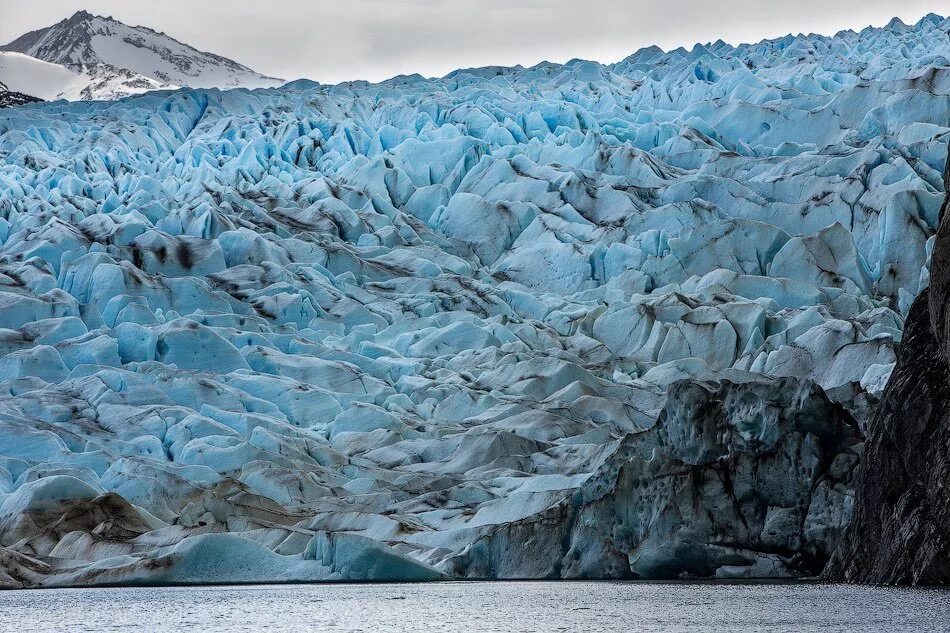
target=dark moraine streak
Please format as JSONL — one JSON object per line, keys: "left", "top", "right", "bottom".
{"left": 823, "top": 150, "right": 950, "bottom": 584}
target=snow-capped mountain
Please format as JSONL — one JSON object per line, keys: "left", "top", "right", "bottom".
{"left": 0, "top": 10, "right": 283, "bottom": 101}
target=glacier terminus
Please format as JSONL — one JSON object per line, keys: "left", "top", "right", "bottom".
{"left": 0, "top": 14, "right": 948, "bottom": 587}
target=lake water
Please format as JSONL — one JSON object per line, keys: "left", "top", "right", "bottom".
{"left": 0, "top": 581, "right": 948, "bottom": 632}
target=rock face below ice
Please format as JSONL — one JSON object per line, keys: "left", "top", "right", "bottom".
{"left": 824, "top": 155, "right": 950, "bottom": 585}
{"left": 0, "top": 15, "right": 948, "bottom": 586}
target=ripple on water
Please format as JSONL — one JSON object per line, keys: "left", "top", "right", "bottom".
{"left": 0, "top": 582, "right": 948, "bottom": 633}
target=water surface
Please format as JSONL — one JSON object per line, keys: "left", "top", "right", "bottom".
{"left": 1, "top": 581, "right": 947, "bottom": 632}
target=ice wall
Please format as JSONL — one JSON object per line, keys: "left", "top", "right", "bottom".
{"left": 0, "top": 15, "right": 947, "bottom": 586}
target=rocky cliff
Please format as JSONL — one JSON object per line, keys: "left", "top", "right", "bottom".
{"left": 823, "top": 152, "right": 950, "bottom": 585}
{"left": 0, "top": 90, "right": 40, "bottom": 108}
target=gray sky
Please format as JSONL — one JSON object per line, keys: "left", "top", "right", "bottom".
{"left": 0, "top": 1, "right": 946, "bottom": 84}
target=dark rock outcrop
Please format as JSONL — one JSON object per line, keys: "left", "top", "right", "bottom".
{"left": 823, "top": 152, "right": 950, "bottom": 584}
{"left": 0, "top": 90, "right": 41, "bottom": 108}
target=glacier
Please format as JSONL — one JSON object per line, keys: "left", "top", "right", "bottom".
{"left": 0, "top": 15, "right": 948, "bottom": 586}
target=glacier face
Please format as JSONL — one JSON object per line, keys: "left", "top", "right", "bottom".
{"left": 0, "top": 15, "right": 947, "bottom": 586}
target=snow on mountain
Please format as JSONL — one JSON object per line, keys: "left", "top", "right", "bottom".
{"left": 0, "top": 10, "right": 283, "bottom": 101}
{"left": 0, "top": 52, "right": 87, "bottom": 101}
{"left": 0, "top": 52, "right": 78, "bottom": 99}
{"left": 0, "top": 14, "right": 947, "bottom": 587}
{"left": 0, "top": 50, "right": 163, "bottom": 102}
{"left": 0, "top": 73, "right": 41, "bottom": 108}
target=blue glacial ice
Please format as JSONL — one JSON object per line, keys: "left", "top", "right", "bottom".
{"left": 0, "top": 15, "right": 948, "bottom": 586}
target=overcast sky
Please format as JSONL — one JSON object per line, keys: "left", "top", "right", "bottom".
{"left": 0, "top": 1, "right": 945, "bottom": 84}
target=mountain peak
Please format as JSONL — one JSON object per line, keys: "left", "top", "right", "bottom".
{"left": 67, "top": 10, "right": 122, "bottom": 25}
{"left": 63, "top": 9, "right": 103, "bottom": 26}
